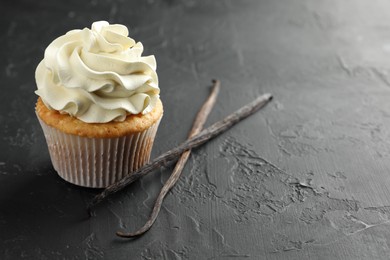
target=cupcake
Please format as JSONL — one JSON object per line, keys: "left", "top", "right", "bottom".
{"left": 35, "top": 21, "right": 163, "bottom": 188}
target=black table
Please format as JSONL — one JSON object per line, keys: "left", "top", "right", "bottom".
{"left": 2, "top": 0, "right": 390, "bottom": 259}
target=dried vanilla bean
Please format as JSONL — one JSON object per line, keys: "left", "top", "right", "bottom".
{"left": 88, "top": 91, "right": 272, "bottom": 212}
{"left": 116, "top": 80, "right": 220, "bottom": 237}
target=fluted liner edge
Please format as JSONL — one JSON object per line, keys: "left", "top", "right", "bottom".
{"left": 37, "top": 116, "right": 161, "bottom": 188}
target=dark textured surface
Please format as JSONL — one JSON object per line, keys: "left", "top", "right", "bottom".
{"left": 2, "top": 0, "right": 390, "bottom": 259}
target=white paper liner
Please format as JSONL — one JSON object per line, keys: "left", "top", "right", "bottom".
{"left": 37, "top": 116, "right": 161, "bottom": 188}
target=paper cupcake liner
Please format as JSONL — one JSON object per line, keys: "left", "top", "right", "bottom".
{"left": 37, "top": 116, "right": 161, "bottom": 188}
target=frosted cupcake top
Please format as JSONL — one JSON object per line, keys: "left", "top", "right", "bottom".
{"left": 35, "top": 21, "right": 159, "bottom": 123}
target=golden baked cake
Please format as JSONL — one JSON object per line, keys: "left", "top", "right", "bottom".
{"left": 36, "top": 98, "right": 163, "bottom": 138}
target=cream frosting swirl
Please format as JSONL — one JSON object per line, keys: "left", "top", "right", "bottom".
{"left": 35, "top": 21, "right": 159, "bottom": 123}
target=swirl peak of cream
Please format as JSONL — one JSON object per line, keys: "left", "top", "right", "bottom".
{"left": 35, "top": 21, "right": 159, "bottom": 123}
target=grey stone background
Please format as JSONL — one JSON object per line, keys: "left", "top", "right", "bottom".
{"left": 2, "top": 0, "right": 390, "bottom": 259}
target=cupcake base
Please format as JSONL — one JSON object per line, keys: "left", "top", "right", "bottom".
{"left": 37, "top": 116, "right": 161, "bottom": 188}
